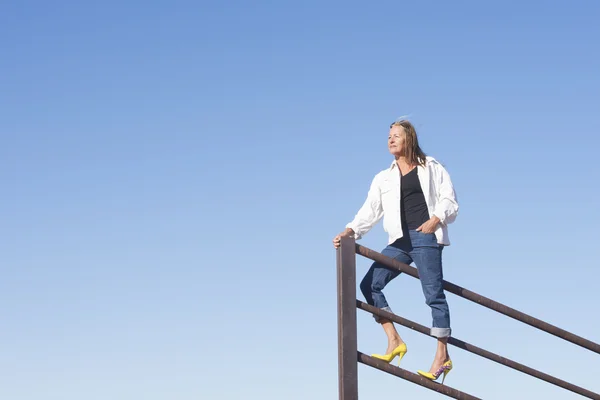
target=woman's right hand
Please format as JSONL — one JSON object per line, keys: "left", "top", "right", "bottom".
{"left": 333, "top": 228, "right": 355, "bottom": 249}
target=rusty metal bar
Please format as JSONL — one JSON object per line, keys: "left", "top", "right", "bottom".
{"left": 358, "top": 352, "right": 481, "bottom": 399}
{"left": 337, "top": 237, "right": 358, "bottom": 400}
{"left": 356, "top": 243, "right": 600, "bottom": 355}
{"left": 357, "top": 301, "right": 600, "bottom": 400}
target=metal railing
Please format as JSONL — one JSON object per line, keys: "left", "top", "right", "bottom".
{"left": 336, "top": 236, "right": 600, "bottom": 400}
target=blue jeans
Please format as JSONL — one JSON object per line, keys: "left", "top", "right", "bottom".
{"left": 360, "top": 230, "right": 451, "bottom": 338}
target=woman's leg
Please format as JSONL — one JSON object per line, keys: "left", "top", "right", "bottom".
{"left": 360, "top": 243, "right": 412, "bottom": 354}
{"left": 409, "top": 232, "right": 451, "bottom": 373}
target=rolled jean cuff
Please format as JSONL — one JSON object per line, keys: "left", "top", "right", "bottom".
{"left": 431, "top": 327, "right": 451, "bottom": 338}
{"left": 374, "top": 306, "right": 393, "bottom": 323}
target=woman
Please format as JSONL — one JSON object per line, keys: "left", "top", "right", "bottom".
{"left": 332, "top": 119, "right": 459, "bottom": 384}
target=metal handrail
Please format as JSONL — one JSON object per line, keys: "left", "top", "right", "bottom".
{"left": 336, "top": 236, "right": 600, "bottom": 399}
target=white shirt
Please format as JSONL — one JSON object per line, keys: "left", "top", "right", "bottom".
{"left": 346, "top": 156, "right": 459, "bottom": 245}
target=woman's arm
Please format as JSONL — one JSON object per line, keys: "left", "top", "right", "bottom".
{"left": 345, "top": 174, "right": 384, "bottom": 239}
{"left": 432, "top": 164, "right": 459, "bottom": 225}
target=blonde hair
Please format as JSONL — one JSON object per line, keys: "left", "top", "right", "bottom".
{"left": 390, "top": 120, "right": 427, "bottom": 166}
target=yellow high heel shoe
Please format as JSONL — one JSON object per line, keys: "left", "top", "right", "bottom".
{"left": 417, "top": 360, "right": 453, "bottom": 384}
{"left": 371, "top": 343, "right": 407, "bottom": 365}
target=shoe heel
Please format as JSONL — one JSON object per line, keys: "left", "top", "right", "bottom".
{"left": 441, "top": 370, "right": 449, "bottom": 385}
{"left": 397, "top": 352, "right": 406, "bottom": 366}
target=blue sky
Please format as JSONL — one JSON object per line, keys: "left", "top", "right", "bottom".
{"left": 2, "top": 1, "right": 600, "bottom": 399}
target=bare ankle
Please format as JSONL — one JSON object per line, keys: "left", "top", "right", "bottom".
{"left": 389, "top": 336, "right": 404, "bottom": 345}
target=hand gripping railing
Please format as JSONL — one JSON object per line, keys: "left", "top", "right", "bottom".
{"left": 336, "top": 236, "right": 600, "bottom": 400}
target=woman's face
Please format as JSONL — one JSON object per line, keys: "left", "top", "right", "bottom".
{"left": 388, "top": 125, "right": 405, "bottom": 157}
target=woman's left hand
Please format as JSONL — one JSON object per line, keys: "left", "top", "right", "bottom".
{"left": 416, "top": 216, "right": 441, "bottom": 234}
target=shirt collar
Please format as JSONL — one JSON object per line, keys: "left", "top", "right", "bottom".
{"left": 389, "top": 159, "right": 428, "bottom": 171}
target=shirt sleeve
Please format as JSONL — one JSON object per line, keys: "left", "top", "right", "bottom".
{"left": 432, "top": 164, "right": 459, "bottom": 225}
{"left": 346, "top": 174, "right": 384, "bottom": 240}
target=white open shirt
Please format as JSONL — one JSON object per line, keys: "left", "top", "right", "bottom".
{"left": 346, "top": 156, "right": 459, "bottom": 245}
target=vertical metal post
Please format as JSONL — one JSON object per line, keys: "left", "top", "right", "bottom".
{"left": 337, "top": 236, "right": 358, "bottom": 400}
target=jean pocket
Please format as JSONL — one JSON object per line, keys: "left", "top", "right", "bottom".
{"left": 411, "top": 230, "right": 439, "bottom": 247}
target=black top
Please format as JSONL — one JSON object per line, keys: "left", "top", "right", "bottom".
{"left": 400, "top": 168, "right": 430, "bottom": 230}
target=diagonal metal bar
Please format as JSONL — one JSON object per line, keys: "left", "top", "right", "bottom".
{"left": 358, "top": 352, "right": 481, "bottom": 400}
{"left": 357, "top": 301, "right": 600, "bottom": 400}
{"left": 356, "top": 243, "right": 600, "bottom": 355}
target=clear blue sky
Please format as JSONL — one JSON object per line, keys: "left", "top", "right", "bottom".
{"left": 2, "top": 1, "right": 599, "bottom": 399}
